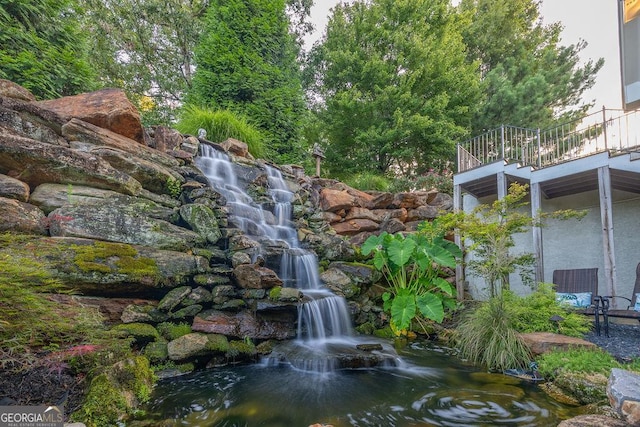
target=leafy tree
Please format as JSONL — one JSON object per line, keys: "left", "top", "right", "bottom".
{"left": 443, "top": 183, "right": 585, "bottom": 298}
{"left": 0, "top": 0, "right": 95, "bottom": 99}
{"left": 188, "top": 0, "right": 306, "bottom": 164}
{"left": 458, "top": 0, "right": 604, "bottom": 133}
{"left": 307, "top": 0, "right": 480, "bottom": 176}
{"left": 81, "top": 0, "right": 206, "bottom": 124}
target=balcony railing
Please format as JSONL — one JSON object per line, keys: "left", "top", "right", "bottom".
{"left": 457, "top": 108, "right": 640, "bottom": 173}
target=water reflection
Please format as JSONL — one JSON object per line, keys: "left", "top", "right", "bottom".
{"left": 134, "top": 341, "right": 582, "bottom": 426}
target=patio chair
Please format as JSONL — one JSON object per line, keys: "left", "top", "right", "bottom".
{"left": 600, "top": 262, "right": 640, "bottom": 337}
{"left": 552, "top": 268, "right": 604, "bottom": 335}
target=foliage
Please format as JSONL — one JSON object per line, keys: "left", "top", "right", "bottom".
{"left": 166, "top": 176, "right": 182, "bottom": 199}
{"left": 387, "top": 168, "right": 454, "bottom": 195}
{"left": 176, "top": 106, "right": 266, "bottom": 159}
{"left": 458, "top": 0, "right": 604, "bottom": 133}
{"left": 508, "top": 283, "right": 591, "bottom": 338}
{"left": 536, "top": 348, "right": 631, "bottom": 378}
{"left": 307, "top": 0, "right": 480, "bottom": 177}
{"left": 0, "top": 0, "right": 96, "bottom": 99}
{"left": 361, "top": 220, "right": 461, "bottom": 334}
{"left": 442, "top": 183, "right": 585, "bottom": 297}
{"left": 156, "top": 322, "right": 191, "bottom": 341}
{"left": 188, "top": 0, "right": 306, "bottom": 164}
{"left": 0, "top": 234, "right": 107, "bottom": 370}
{"left": 455, "top": 294, "right": 532, "bottom": 371}
{"left": 341, "top": 172, "right": 391, "bottom": 192}
{"left": 81, "top": 0, "right": 207, "bottom": 124}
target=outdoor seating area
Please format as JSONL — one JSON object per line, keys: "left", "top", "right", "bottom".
{"left": 552, "top": 265, "right": 640, "bottom": 338}
{"left": 552, "top": 268, "right": 604, "bottom": 335}
{"left": 601, "top": 262, "right": 640, "bottom": 337}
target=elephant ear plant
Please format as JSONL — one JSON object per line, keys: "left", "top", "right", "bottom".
{"left": 362, "top": 220, "right": 462, "bottom": 335}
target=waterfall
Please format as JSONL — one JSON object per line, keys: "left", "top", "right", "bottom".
{"left": 196, "top": 144, "right": 354, "bottom": 343}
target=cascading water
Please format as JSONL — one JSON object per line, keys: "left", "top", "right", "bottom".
{"left": 196, "top": 144, "right": 378, "bottom": 371}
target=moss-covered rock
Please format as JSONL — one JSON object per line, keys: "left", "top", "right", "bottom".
{"left": 143, "top": 341, "right": 169, "bottom": 364}
{"left": 552, "top": 371, "right": 609, "bottom": 404}
{"left": 112, "top": 323, "right": 159, "bottom": 345}
{"left": 179, "top": 203, "right": 221, "bottom": 244}
{"left": 71, "top": 356, "right": 155, "bottom": 427}
{"left": 157, "top": 322, "right": 192, "bottom": 341}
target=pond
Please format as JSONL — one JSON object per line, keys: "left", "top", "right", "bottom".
{"left": 133, "top": 340, "right": 583, "bottom": 427}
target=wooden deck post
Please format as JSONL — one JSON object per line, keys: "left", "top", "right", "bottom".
{"left": 453, "top": 183, "right": 465, "bottom": 301}
{"left": 598, "top": 166, "right": 617, "bottom": 303}
{"left": 531, "top": 182, "right": 544, "bottom": 284}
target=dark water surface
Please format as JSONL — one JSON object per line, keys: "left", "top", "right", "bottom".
{"left": 134, "top": 341, "right": 584, "bottom": 427}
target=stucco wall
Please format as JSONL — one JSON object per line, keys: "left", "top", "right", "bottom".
{"left": 462, "top": 189, "right": 640, "bottom": 307}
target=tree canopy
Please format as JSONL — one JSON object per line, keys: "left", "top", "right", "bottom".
{"left": 0, "top": 0, "right": 95, "bottom": 99}
{"left": 187, "top": 0, "right": 306, "bottom": 164}
{"left": 81, "top": 0, "right": 207, "bottom": 123}
{"left": 459, "top": 0, "right": 604, "bottom": 132}
{"left": 307, "top": 0, "right": 480, "bottom": 176}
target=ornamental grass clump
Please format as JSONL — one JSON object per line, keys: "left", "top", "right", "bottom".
{"left": 176, "top": 106, "right": 266, "bottom": 159}
{"left": 455, "top": 294, "right": 532, "bottom": 372}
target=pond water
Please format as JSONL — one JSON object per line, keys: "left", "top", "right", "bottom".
{"left": 135, "top": 340, "right": 583, "bottom": 427}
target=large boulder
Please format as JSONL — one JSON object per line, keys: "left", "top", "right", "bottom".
{"left": 520, "top": 332, "right": 597, "bottom": 356}
{"left": 320, "top": 188, "right": 355, "bottom": 212}
{"left": 0, "top": 79, "right": 35, "bottom": 101}
{"left": 192, "top": 309, "right": 297, "bottom": 340}
{"left": 0, "top": 128, "right": 142, "bottom": 195}
{"left": 180, "top": 203, "right": 222, "bottom": 244}
{"left": 37, "top": 88, "right": 146, "bottom": 144}
{"left": 0, "top": 236, "right": 209, "bottom": 295}
{"left": 557, "top": 415, "right": 628, "bottom": 427}
{"left": 167, "top": 333, "right": 211, "bottom": 361}
{"left": 61, "top": 118, "right": 178, "bottom": 169}
{"left": 608, "top": 368, "right": 640, "bottom": 426}
{"left": 0, "top": 174, "right": 29, "bottom": 202}
{"left": 47, "top": 196, "right": 202, "bottom": 251}
{"left": 0, "top": 197, "right": 46, "bottom": 234}
{"left": 233, "top": 264, "right": 283, "bottom": 289}
{"left": 0, "top": 103, "right": 67, "bottom": 146}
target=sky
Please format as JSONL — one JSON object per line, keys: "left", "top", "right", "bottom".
{"left": 307, "top": 0, "right": 623, "bottom": 111}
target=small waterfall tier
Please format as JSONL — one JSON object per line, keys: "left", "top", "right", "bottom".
{"left": 196, "top": 144, "right": 399, "bottom": 372}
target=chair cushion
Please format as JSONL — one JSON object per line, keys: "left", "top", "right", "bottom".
{"left": 634, "top": 293, "right": 640, "bottom": 311}
{"left": 556, "top": 292, "right": 592, "bottom": 308}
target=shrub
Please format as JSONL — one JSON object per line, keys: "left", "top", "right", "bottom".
{"left": 507, "top": 283, "right": 592, "bottom": 337}
{"left": 176, "top": 105, "right": 266, "bottom": 159}
{"left": 341, "top": 172, "right": 391, "bottom": 191}
{"left": 455, "top": 295, "right": 532, "bottom": 371}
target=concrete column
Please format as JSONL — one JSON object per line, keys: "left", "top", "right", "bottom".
{"left": 598, "top": 166, "right": 617, "bottom": 302}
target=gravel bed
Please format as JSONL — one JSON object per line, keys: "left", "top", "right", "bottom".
{"left": 584, "top": 322, "right": 640, "bottom": 361}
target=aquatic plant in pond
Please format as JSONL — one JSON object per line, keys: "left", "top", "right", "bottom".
{"left": 361, "top": 219, "right": 461, "bottom": 334}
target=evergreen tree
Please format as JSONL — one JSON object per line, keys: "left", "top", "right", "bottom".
{"left": 0, "top": 0, "right": 95, "bottom": 99}
{"left": 308, "top": 0, "right": 480, "bottom": 176}
{"left": 188, "top": 0, "right": 306, "bottom": 164}
{"left": 459, "top": 0, "right": 604, "bottom": 132}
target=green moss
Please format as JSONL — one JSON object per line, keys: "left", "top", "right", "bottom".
{"left": 157, "top": 322, "right": 192, "bottom": 341}
{"left": 112, "top": 356, "right": 156, "bottom": 403}
{"left": 143, "top": 341, "right": 169, "bottom": 364}
{"left": 227, "top": 339, "right": 256, "bottom": 359}
{"left": 206, "top": 334, "right": 230, "bottom": 353}
{"left": 268, "top": 286, "right": 282, "bottom": 300}
{"left": 373, "top": 326, "right": 396, "bottom": 339}
{"left": 71, "top": 373, "right": 127, "bottom": 427}
{"left": 112, "top": 323, "right": 159, "bottom": 344}
{"left": 71, "top": 241, "right": 159, "bottom": 280}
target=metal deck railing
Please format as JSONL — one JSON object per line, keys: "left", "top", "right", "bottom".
{"left": 457, "top": 108, "right": 640, "bottom": 173}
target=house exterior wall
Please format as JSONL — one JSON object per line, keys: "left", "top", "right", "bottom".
{"left": 462, "top": 189, "right": 640, "bottom": 306}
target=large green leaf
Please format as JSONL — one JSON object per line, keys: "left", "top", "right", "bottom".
{"left": 361, "top": 233, "right": 386, "bottom": 256}
{"left": 373, "top": 251, "right": 386, "bottom": 270}
{"left": 433, "top": 277, "right": 454, "bottom": 296}
{"left": 422, "top": 243, "right": 457, "bottom": 268}
{"left": 416, "top": 293, "right": 444, "bottom": 323}
{"left": 438, "top": 237, "right": 463, "bottom": 259}
{"left": 390, "top": 291, "right": 416, "bottom": 331}
{"left": 388, "top": 237, "right": 416, "bottom": 268}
